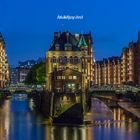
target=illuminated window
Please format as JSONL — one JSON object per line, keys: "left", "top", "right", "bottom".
{"left": 73, "top": 66, "right": 78, "bottom": 70}
{"left": 53, "top": 64, "right": 57, "bottom": 70}
{"left": 57, "top": 76, "right": 61, "bottom": 79}
{"left": 57, "top": 76, "right": 65, "bottom": 79}
{"left": 72, "top": 83, "right": 75, "bottom": 87}
{"left": 58, "top": 66, "right": 62, "bottom": 70}
{"left": 62, "top": 76, "right": 65, "bottom": 79}
{"left": 73, "top": 76, "right": 77, "bottom": 79}
{"left": 69, "top": 76, "right": 73, "bottom": 79}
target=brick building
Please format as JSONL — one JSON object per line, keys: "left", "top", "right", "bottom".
{"left": 46, "top": 31, "right": 94, "bottom": 92}
{"left": 0, "top": 33, "right": 9, "bottom": 88}
{"left": 93, "top": 31, "right": 140, "bottom": 86}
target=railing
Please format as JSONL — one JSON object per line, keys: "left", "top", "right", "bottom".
{"left": 89, "top": 85, "right": 140, "bottom": 93}
{"left": 1, "top": 86, "right": 44, "bottom": 94}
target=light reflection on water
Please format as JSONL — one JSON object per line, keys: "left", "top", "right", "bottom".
{"left": 0, "top": 95, "right": 140, "bottom": 140}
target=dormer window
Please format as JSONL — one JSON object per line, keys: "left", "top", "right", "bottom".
{"left": 55, "top": 44, "right": 60, "bottom": 50}
{"left": 64, "top": 43, "right": 72, "bottom": 51}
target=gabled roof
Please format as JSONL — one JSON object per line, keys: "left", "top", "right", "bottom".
{"left": 49, "top": 32, "right": 79, "bottom": 51}
{"left": 49, "top": 31, "right": 92, "bottom": 51}
{"left": 78, "top": 35, "right": 87, "bottom": 47}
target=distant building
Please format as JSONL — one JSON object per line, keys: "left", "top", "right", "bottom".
{"left": 10, "top": 57, "right": 45, "bottom": 85}
{"left": 10, "top": 67, "right": 29, "bottom": 85}
{"left": 18, "top": 60, "right": 37, "bottom": 69}
{"left": 121, "top": 45, "right": 134, "bottom": 85}
{"left": 18, "top": 67, "right": 29, "bottom": 83}
{"left": 94, "top": 57, "right": 121, "bottom": 86}
{"left": 0, "top": 33, "right": 9, "bottom": 88}
{"left": 46, "top": 31, "right": 94, "bottom": 92}
{"left": 18, "top": 57, "right": 45, "bottom": 69}
{"left": 10, "top": 67, "right": 19, "bottom": 85}
{"left": 93, "top": 31, "right": 140, "bottom": 86}
{"left": 121, "top": 32, "right": 140, "bottom": 85}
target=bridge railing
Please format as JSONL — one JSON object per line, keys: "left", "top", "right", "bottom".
{"left": 89, "top": 85, "right": 140, "bottom": 93}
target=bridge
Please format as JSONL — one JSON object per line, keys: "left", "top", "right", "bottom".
{"left": 91, "top": 94, "right": 120, "bottom": 108}
{"left": 0, "top": 85, "right": 87, "bottom": 124}
{"left": 89, "top": 85, "right": 140, "bottom": 94}
{"left": 1, "top": 84, "right": 140, "bottom": 125}
{"left": 0, "top": 85, "right": 44, "bottom": 94}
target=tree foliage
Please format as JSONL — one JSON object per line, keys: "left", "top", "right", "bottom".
{"left": 25, "top": 62, "right": 46, "bottom": 85}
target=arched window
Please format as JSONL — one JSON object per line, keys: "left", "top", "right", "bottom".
{"left": 58, "top": 56, "right": 62, "bottom": 63}
{"left": 69, "top": 56, "right": 73, "bottom": 63}
{"left": 51, "top": 56, "right": 57, "bottom": 63}
{"left": 74, "top": 56, "right": 79, "bottom": 63}
{"left": 62, "top": 56, "right": 67, "bottom": 64}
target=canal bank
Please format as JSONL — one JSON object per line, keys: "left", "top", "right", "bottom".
{"left": 90, "top": 91, "right": 140, "bottom": 120}
{"left": 0, "top": 90, "right": 10, "bottom": 106}
{"left": 118, "top": 101, "right": 140, "bottom": 120}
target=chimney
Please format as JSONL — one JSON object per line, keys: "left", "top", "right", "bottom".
{"left": 75, "top": 33, "right": 80, "bottom": 41}
{"left": 54, "top": 32, "right": 59, "bottom": 40}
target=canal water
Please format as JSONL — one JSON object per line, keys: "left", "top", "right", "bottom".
{"left": 0, "top": 93, "right": 140, "bottom": 140}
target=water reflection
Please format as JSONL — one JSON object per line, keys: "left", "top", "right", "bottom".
{"left": 0, "top": 95, "right": 140, "bottom": 140}
{"left": 91, "top": 98, "right": 113, "bottom": 121}
{"left": 0, "top": 95, "right": 45, "bottom": 140}
{"left": 45, "top": 126, "right": 93, "bottom": 140}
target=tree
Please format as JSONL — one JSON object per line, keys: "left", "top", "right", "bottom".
{"left": 25, "top": 62, "right": 46, "bottom": 85}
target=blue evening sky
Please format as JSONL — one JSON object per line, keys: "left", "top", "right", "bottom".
{"left": 0, "top": 0, "right": 140, "bottom": 66}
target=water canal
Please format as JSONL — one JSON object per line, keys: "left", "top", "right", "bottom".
{"left": 0, "top": 93, "right": 140, "bottom": 140}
